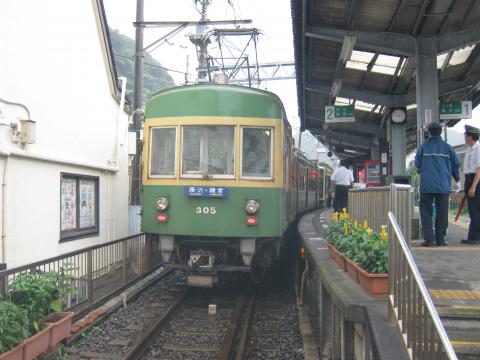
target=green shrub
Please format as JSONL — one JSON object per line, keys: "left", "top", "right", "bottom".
{"left": 8, "top": 273, "right": 58, "bottom": 333}
{"left": 0, "top": 301, "right": 29, "bottom": 353}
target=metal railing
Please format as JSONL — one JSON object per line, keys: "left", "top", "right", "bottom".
{"left": 388, "top": 212, "right": 457, "bottom": 359}
{"left": 349, "top": 183, "right": 411, "bottom": 243}
{"left": 0, "top": 233, "right": 163, "bottom": 315}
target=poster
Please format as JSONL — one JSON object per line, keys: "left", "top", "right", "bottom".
{"left": 79, "top": 179, "right": 96, "bottom": 228}
{"left": 61, "top": 178, "right": 76, "bottom": 230}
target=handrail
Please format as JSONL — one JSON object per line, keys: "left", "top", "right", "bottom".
{"left": 388, "top": 211, "right": 457, "bottom": 359}
{"left": 0, "top": 233, "right": 163, "bottom": 315}
{"left": 0, "top": 233, "right": 144, "bottom": 276}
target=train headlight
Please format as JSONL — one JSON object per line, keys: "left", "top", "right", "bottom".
{"left": 155, "top": 197, "right": 169, "bottom": 211}
{"left": 245, "top": 199, "right": 260, "bottom": 215}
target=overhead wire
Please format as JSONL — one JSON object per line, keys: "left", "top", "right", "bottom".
{"left": 113, "top": 52, "right": 187, "bottom": 75}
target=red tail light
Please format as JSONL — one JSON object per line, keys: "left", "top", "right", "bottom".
{"left": 156, "top": 213, "right": 168, "bottom": 223}
{"left": 246, "top": 216, "right": 257, "bottom": 226}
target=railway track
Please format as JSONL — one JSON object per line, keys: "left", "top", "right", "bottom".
{"left": 125, "top": 288, "right": 255, "bottom": 360}
{"left": 66, "top": 269, "right": 306, "bottom": 360}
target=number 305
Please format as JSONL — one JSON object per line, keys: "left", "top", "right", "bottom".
{"left": 195, "top": 206, "right": 216, "bottom": 214}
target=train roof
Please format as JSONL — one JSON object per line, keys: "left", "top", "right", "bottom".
{"left": 145, "top": 84, "right": 288, "bottom": 121}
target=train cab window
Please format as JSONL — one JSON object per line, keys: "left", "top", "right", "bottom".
{"left": 182, "top": 125, "right": 235, "bottom": 178}
{"left": 241, "top": 127, "right": 272, "bottom": 179}
{"left": 150, "top": 127, "right": 176, "bottom": 177}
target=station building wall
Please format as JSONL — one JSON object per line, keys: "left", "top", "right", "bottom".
{"left": 0, "top": 0, "right": 130, "bottom": 268}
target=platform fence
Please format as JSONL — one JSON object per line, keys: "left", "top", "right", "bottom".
{"left": 0, "top": 233, "right": 163, "bottom": 315}
{"left": 349, "top": 183, "right": 411, "bottom": 243}
{"left": 388, "top": 212, "right": 457, "bottom": 359}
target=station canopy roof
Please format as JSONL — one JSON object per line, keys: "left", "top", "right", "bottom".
{"left": 291, "top": 0, "right": 480, "bottom": 159}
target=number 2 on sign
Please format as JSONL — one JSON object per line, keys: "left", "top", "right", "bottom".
{"left": 195, "top": 206, "right": 216, "bottom": 215}
{"left": 326, "top": 108, "right": 334, "bottom": 121}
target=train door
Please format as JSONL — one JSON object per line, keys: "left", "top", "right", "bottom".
{"left": 284, "top": 129, "right": 290, "bottom": 227}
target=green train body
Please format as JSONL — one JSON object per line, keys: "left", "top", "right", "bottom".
{"left": 141, "top": 84, "right": 330, "bottom": 286}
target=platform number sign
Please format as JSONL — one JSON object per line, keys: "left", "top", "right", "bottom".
{"left": 439, "top": 101, "right": 472, "bottom": 120}
{"left": 325, "top": 105, "right": 355, "bottom": 123}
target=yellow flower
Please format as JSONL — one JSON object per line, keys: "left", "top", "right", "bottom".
{"left": 354, "top": 220, "right": 359, "bottom": 229}
{"left": 380, "top": 225, "right": 388, "bottom": 241}
{"left": 363, "top": 219, "right": 369, "bottom": 229}
{"left": 367, "top": 228, "right": 372, "bottom": 236}
{"left": 332, "top": 212, "right": 339, "bottom": 221}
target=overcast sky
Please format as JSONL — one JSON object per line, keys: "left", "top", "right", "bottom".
{"left": 103, "top": 0, "right": 479, "bottom": 140}
{"left": 103, "top": 0, "right": 300, "bottom": 129}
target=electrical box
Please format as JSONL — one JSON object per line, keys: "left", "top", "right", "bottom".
{"left": 20, "top": 119, "right": 35, "bottom": 144}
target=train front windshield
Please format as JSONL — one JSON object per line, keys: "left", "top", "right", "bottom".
{"left": 182, "top": 125, "right": 235, "bottom": 176}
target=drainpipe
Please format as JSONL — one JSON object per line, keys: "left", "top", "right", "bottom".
{"left": 113, "top": 78, "right": 127, "bottom": 239}
{"left": 1, "top": 154, "right": 9, "bottom": 264}
{"left": 0, "top": 98, "right": 30, "bottom": 266}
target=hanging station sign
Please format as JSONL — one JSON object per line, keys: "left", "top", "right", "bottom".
{"left": 325, "top": 105, "right": 355, "bottom": 123}
{"left": 439, "top": 101, "right": 472, "bottom": 120}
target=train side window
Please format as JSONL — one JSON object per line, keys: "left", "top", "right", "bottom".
{"left": 150, "top": 127, "right": 176, "bottom": 177}
{"left": 241, "top": 127, "right": 272, "bottom": 179}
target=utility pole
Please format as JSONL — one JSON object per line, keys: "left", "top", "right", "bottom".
{"left": 190, "top": 0, "right": 211, "bottom": 81}
{"left": 131, "top": 0, "right": 144, "bottom": 206}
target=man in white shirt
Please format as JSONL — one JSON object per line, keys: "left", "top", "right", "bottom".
{"left": 461, "top": 125, "right": 480, "bottom": 245}
{"left": 330, "top": 159, "right": 354, "bottom": 213}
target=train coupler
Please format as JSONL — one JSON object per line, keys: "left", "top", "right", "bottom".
{"left": 188, "top": 250, "right": 214, "bottom": 271}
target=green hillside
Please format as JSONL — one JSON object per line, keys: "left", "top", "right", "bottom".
{"left": 109, "top": 29, "right": 175, "bottom": 101}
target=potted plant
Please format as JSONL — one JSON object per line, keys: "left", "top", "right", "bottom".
{"left": 6, "top": 267, "right": 77, "bottom": 357}
{"left": 41, "top": 267, "right": 76, "bottom": 347}
{"left": 7, "top": 273, "right": 57, "bottom": 359}
{"left": 0, "top": 301, "right": 29, "bottom": 360}
{"left": 354, "top": 226, "right": 389, "bottom": 298}
{"left": 326, "top": 213, "right": 389, "bottom": 298}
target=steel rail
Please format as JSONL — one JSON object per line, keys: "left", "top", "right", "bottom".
{"left": 234, "top": 293, "right": 256, "bottom": 360}
{"left": 217, "top": 295, "right": 248, "bottom": 360}
{"left": 122, "top": 289, "right": 188, "bottom": 360}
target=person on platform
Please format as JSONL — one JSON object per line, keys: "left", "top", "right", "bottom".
{"left": 461, "top": 125, "right": 480, "bottom": 245}
{"left": 415, "top": 122, "right": 461, "bottom": 247}
{"left": 330, "top": 159, "right": 354, "bottom": 213}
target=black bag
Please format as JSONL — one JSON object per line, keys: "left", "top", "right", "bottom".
{"left": 326, "top": 193, "right": 332, "bottom": 207}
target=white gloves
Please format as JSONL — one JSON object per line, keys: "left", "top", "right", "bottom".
{"left": 454, "top": 181, "right": 461, "bottom": 193}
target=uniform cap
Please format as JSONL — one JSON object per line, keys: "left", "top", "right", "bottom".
{"left": 427, "top": 122, "right": 442, "bottom": 130}
{"left": 465, "top": 125, "right": 480, "bottom": 135}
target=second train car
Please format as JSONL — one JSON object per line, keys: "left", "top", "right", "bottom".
{"left": 141, "top": 83, "right": 330, "bottom": 286}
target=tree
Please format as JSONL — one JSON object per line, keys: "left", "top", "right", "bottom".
{"left": 109, "top": 29, "right": 175, "bottom": 101}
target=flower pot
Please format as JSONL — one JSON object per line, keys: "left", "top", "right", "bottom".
{"left": 344, "top": 257, "right": 359, "bottom": 283}
{"left": 23, "top": 324, "right": 53, "bottom": 360}
{"left": 43, "top": 312, "right": 74, "bottom": 347}
{"left": 357, "top": 266, "right": 388, "bottom": 299}
{"left": 327, "top": 243, "right": 346, "bottom": 271}
{"left": 0, "top": 343, "right": 24, "bottom": 360}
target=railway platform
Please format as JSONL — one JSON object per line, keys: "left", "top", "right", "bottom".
{"left": 300, "top": 190, "right": 480, "bottom": 359}
{"left": 298, "top": 208, "right": 409, "bottom": 359}
{"left": 412, "top": 217, "right": 480, "bottom": 357}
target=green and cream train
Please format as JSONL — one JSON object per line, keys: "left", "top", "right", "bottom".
{"left": 141, "top": 84, "right": 331, "bottom": 286}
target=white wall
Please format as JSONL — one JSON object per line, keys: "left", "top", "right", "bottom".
{"left": 0, "top": 0, "right": 130, "bottom": 268}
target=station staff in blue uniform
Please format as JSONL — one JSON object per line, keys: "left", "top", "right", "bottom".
{"left": 461, "top": 125, "right": 480, "bottom": 245}
{"left": 415, "top": 122, "right": 461, "bottom": 246}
